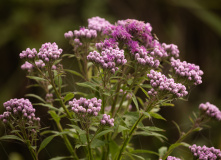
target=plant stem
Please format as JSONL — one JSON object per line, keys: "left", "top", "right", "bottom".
{"left": 86, "top": 129, "right": 93, "bottom": 160}
{"left": 56, "top": 119, "right": 79, "bottom": 159}
{"left": 161, "top": 117, "right": 203, "bottom": 160}
{"left": 115, "top": 113, "right": 144, "bottom": 160}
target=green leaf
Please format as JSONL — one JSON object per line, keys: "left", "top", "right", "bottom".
{"left": 118, "top": 125, "right": 129, "bottom": 133}
{"left": 0, "top": 135, "right": 24, "bottom": 143}
{"left": 91, "top": 139, "right": 105, "bottom": 148}
{"left": 94, "top": 129, "right": 113, "bottom": 139}
{"left": 137, "top": 97, "right": 144, "bottom": 107}
{"left": 140, "top": 84, "right": 151, "bottom": 89}
{"left": 168, "top": 143, "right": 183, "bottom": 152}
{"left": 149, "top": 112, "right": 166, "bottom": 121}
{"left": 161, "top": 102, "right": 174, "bottom": 107}
{"left": 49, "top": 156, "right": 73, "bottom": 160}
{"left": 48, "top": 111, "right": 60, "bottom": 123}
{"left": 64, "top": 69, "right": 85, "bottom": 79}
{"left": 76, "top": 82, "right": 98, "bottom": 92}
{"left": 127, "top": 79, "right": 133, "bottom": 85}
{"left": 139, "top": 86, "right": 150, "bottom": 99}
{"left": 75, "top": 144, "right": 87, "bottom": 149}
{"left": 110, "top": 140, "right": 119, "bottom": 159}
{"left": 134, "top": 131, "right": 167, "bottom": 141}
{"left": 63, "top": 92, "right": 75, "bottom": 103}
{"left": 131, "top": 93, "right": 139, "bottom": 111}
{"left": 158, "top": 146, "right": 167, "bottom": 158}
{"left": 38, "top": 135, "right": 55, "bottom": 153}
{"left": 33, "top": 103, "right": 60, "bottom": 112}
{"left": 25, "top": 94, "right": 46, "bottom": 103}
{"left": 62, "top": 54, "right": 75, "bottom": 58}
{"left": 172, "top": 121, "right": 181, "bottom": 136}
{"left": 26, "top": 76, "right": 46, "bottom": 81}
{"left": 130, "top": 149, "right": 159, "bottom": 156}
{"left": 192, "top": 127, "right": 203, "bottom": 132}
{"left": 138, "top": 126, "right": 165, "bottom": 132}
{"left": 67, "top": 124, "right": 86, "bottom": 135}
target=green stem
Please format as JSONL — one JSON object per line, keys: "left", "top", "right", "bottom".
{"left": 86, "top": 129, "right": 93, "bottom": 160}
{"left": 48, "top": 67, "right": 72, "bottom": 119}
{"left": 56, "top": 119, "right": 78, "bottom": 159}
{"left": 116, "top": 113, "right": 144, "bottom": 160}
{"left": 161, "top": 117, "right": 203, "bottom": 160}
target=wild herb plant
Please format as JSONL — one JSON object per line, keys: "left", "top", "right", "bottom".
{"left": 0, "top": 17, "right": 221, "bottom": 160}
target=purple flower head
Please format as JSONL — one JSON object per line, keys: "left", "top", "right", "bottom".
{"left": 111, "top": 25, "right": 132, "bottom": 42}
{"left": 1, "top": 98, "right": 40, "bottom": 126}
{"left": 162, "top": 43, "right": 179, "bottom": 58}
{"left": 35, "top": 60, "right": 46, "bottom": 68}
{"left": 87, "top": 47, "right": 127, "bottom": 74}
{"left": 134, "top": 47, "right": 160, "bottom": 67}
{"left": 64, "top": 31, "right": 74, "bottom": 39}
{"left": 19, "top": 48, "right": 37, "bottom": 59}
{"left": 127, "top": 40, "right": 140, "bottom": 54}
{"left": 166, "top": 156, "right": 181, "bottom": 160}
{"left": 170, "top": 58, "right": 204, "bottom": 85}
{"left": 100, "top": 114, "right": 114, "bottom": 127}
{"left": 96, "top": 38, "right": 119, "bottom": 52}
{"left": 189, "top": 144, "right": 221, "bottom": 160}
{"left": 88, "top": 16, "right": 112, "bottom": 32}
{"left": 69, "top": 97, "right": 102, "bottom": 118}
{"left": 147, "top": 70, "right": 188, "bottom": 98}
{"left": 199, "top": 102, "right": 221, "bottom": 121}
{"left": 21, "top": 61, "right": 34, "bottom": 72}
{"left": 38, "top": 42, "right": 63, "bottom": 62}
{"left": 74, "top": 27, "right": 97, "bottom": 39}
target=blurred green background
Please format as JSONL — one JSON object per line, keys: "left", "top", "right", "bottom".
{"left": 0, "top": 0, "right": 221, "bottom": 159}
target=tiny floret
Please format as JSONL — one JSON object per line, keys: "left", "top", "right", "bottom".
{"left": 100, "top": 114, "right": 114, "bottom": 127}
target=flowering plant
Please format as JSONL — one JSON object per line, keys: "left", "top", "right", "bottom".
{"left": 0, "top": 17, "right": 220, "bottom": 160}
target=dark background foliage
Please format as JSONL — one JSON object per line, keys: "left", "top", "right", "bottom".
{"left": 0, "top": 0, "right": 221, "bottom": 159}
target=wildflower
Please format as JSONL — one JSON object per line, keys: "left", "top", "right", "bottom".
{"left": 0, "top": 98, "right": 40, "bottom": 127}
{"left": 88, "top": 16, "right": 112, "bottom": 32}
{"left": 167, "top": 156, "right": 181, "bottom": 160}
{"left": 100, "top": 114, "right": 114, "bottom": 126}
{"left": 95, "top": 38, "right": 118, "bottom": 51}
{"left": 170, "top": 58, "right": 204, "bottom": 85}
{"left": 69, "top": 97, "right": 102, "bottom": 118}
{"left": 199, "top": 102, "right": 221, "bottom": 121}
{"left": 73, "top": 27, "right": 97, "bottom": 39}
{"left": 87, "top": 47, "right": 127, "bottom": 74}
{"left": 21, "top": 61, "right": 34, "bottom": 72}
{"left": 38, "top": 42, "right": 63, "bottom": 62}
{"left": 162, "top": 43, "right": 179, "bottom": 58}
{"left": 64, "top": 31, "right": 74, "bottom": 39}
{"left": 19, "top": 48, "right": 37, "bottom": 59}
{"left": 147, "top": 70, "right": 188, "bottom": 98}
{"left": 189, "top": 144, "right": 221, "bottom": 160}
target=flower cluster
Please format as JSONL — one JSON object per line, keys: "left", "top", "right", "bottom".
{"left": 64, "top": 31, "right": 74, "bottom": 39}
{"left": 170, "top": 58, "right": 204, "bottom": 85}
{"left": 159, "top": 156, "right": 181, "bottom": 160}
{"left": 166, "top": 156, "right": 181, "bottom": 160}
{"left": 100, "top": 114, "right": 114, "bottom": 126}
{"left": 19, "top": 48, "right": 38, "bottom": 59}
{"left": 162, "top": 43, "right": 179, "bottom": 58}
{"left": 0, "top": 98, "right": 40, "bottom": 126}
{"left": 88, "top": 16, "right": 112, "bottom": 32}
{"left": 87, "top": 47, "right": 127, "bottom": 73}
{"left": 189, "top": 144, "right": 221, "bottom": 160}
{"left": 73, "top": 28, "right": 97, "bottom": 39}
{"left": 147, "top": 70, "right": 188, "bottom": 97}
{"left": 95, "top": 38, "right": 118, "bottom": 52}
{"left": 38, "top": 42, "right": 63, "bottom": 62}
{"left": 134, "top": 47, "right": 160, "bottom": 67}
{"left": 199, "top": 102, "right": 221, "bottom": 121}
{"left": 45, "top": 93, "right": 53, "bottom": 103}
{"left": 21, "top": 60, "right": 56, "bottom": 72}
{"left": 69, "top": 97, "right": 102, "bottom": 117}
{"left": 21, "top": 61, "right": 33, "bottom": 72}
